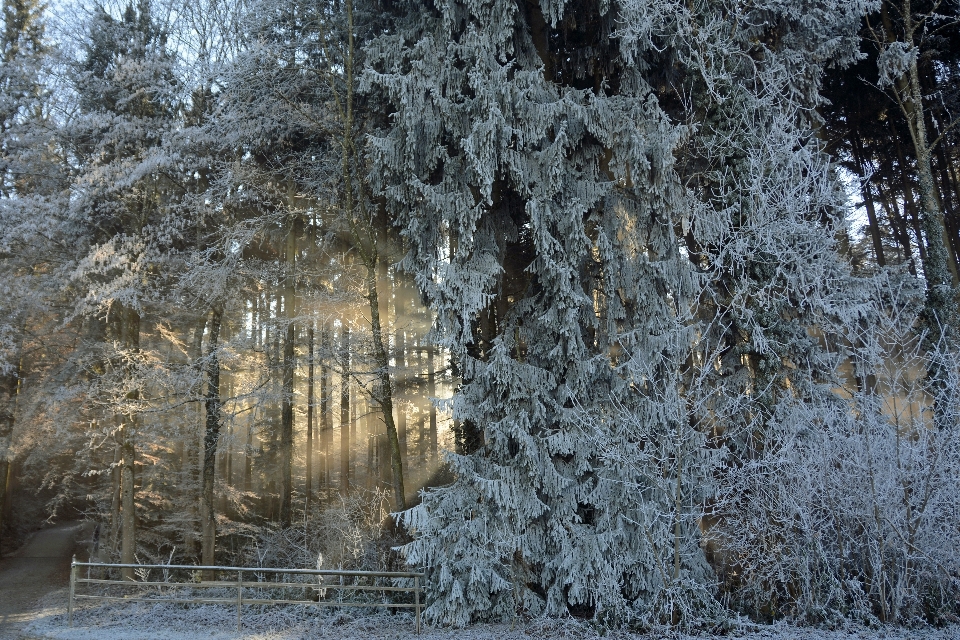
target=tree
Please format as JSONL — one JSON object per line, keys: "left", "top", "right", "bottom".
{"left": 368, "top": 0, "right": 874, "bottom": 625}
{"left": 821, "top": 0, "right": 960, "bottom": 426}
{"left": 218, "top": 0, "right": 410, "bottom": 512}
{"left": 871, "top": 0, "right": 960, "bottom": 308}
{"left": 333, "top": 0, "right": 407, "bottom": 511}
{"left": 5, "top": 0, "right": 957, "bottom": 629}
{"left": 0, "top": 0, "right": 56, "bottom": 556}
{"left": 1, "top": 0, "right": 45, "bottom": 195}
{"left": 822, "top": 2, "right": 960, "bottom": 326}
{"left": 62, "top": 0, "right": 182, "bottom": 578}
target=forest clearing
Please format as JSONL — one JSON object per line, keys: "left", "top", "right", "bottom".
{"left": 2, "top": 0, "right": 960, "bottom": 635}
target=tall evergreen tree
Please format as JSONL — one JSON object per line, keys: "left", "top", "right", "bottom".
{"left": 1, "top": 0, "right": 45, "bottom": 197}
{"left": 0, "top": 0, "right": 48, "bottom": 340}
{"left": 63, "top": 0, "right": 181, "bottom": 577}
{"left": 368, "top": 0, "right": 872, "bottom": 624}
{"left": 0, "top": 0, "right": 54, "bottom": 556}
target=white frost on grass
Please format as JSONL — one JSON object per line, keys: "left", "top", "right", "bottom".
{"left": 21, "top": 596, "right": 960, "bottom": 640}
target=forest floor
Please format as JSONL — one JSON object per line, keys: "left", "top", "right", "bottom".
{"left": 14, "top": 595, "right": 960, "bottom": 640}
{"left": 4, "top": 530, "right": 956, "bottom": 640}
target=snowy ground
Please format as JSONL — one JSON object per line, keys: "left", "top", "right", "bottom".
{"left": 17, "top": 591, "right": 960, "bottom": 640}
{"left": 5, "top": 523, "right": 957, "bottom": 639}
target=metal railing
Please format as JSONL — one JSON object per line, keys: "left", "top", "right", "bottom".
{"left": 69, "top": 558, "right": 424, "bottom": 633}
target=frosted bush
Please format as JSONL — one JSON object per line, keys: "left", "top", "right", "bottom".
{"left": 713, "top": 278, "right": 960, "bottom": 624}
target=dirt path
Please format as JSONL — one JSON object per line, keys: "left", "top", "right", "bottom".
{"left": 0, "top": 523, "right": 85, "bottom": 639}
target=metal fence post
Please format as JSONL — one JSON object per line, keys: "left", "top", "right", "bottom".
{"left": 68, "top": 555, "right": 76, "bottom": 627}
{"left": 236, "top": 570, "right": 243, "bottom": 632}
{"left": 414, "top": 574, "right": 420, "bottom": 634}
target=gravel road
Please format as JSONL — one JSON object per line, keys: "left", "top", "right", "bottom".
{"left": 0, "top": 523, "right": 85, "bottom": 639}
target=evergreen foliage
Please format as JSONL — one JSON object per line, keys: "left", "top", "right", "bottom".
{"left": 0, "top": 0, "right": 957, "bottom": 629}
{"left": 365, "top": 0, "right": 911, "bottom": 626}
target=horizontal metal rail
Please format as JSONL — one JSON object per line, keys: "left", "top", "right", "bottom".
{"left": 74, "top": 594, "right": 237, "bottom": 605}
{"left": 69, "top": 557, "right": 423, "bottom": 633}
{"left": 70, "top": 561, "right": 422, "bottom": 577}
{"left": 74, "top": 578, "right": 417, "bottom": 592}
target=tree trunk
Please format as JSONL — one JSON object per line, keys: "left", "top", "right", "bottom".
{"left": 367, "top": 426, "right": 376, "bottom": 490}
{"left": 0, "top": 350, "right": 20, "bottom": 559}
{"left": 934, "top": 138, "right": 960, "bottom": 274}
{"left": 0, "top": 461, "right": 9, "bottom": 558}
{"left": 879, "top": 187, "right": 916, "bottom": 273}
{"left": 243, "top": 422, "right": 252, "bottom": 494}
{"left": 225, "top": 421, "right": 233, "bottom": 489}
{"left": 883, "top": 1, "right": 959, "bottom": 335}
{"left": 108, "top": 437, "right": 121, "bottom": 560}
{"left": 279, "top": 222, "right": 297, "bottom": 527}
{"left": 416, "top": 337, "right": 426, "bottom": 468}
{"left": 182, "top": 316, "right": 206, "bottom": 561}
{"left": 337, "top": 0, "right": 357, "bottom": 498}
{"left": 396, "top": 328, "right": 407, "bottom": 461}
{"left": 119, "top": 423, "right": 135, "bottom": 580}
{"left": 946, "top": 149, "right": 960, "bottom": 224}
{"left": 201, "top": 305, "right": 223, "bottom": 579}
{"left": 427, "top": 346, "right": 438, "bottom": 462}
{"left": 852, "top": 133, "right": 886, "bottom": 268}
{"left": 306, "top": 325, "right": 314, "bottom": 507}
{"left": 320, "top": 325, "right": 330, "bottom": 492}
{"left": 366, "top": 263, "right": 405, "bottom": 511}
{"left": 863, "top": 182, "right": 887, "bottom": 268}
{"left": 340, "top": 325, "right": 350, "bottom": 495}
{"left": 350, "top": 384, "right": 357, "bottom": 468}
{"left": 119, "top": 304, "right": 140, "bottom": 581}
{"left": 265, "top": 291, "right": 281, "bottom": 520}
{"left": 217, "top": 428, "right": 228, "bottom": 500}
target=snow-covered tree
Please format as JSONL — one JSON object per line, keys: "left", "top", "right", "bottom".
{"left": 1, "top": 0, "right": 46, "bottom": 197}
{"left": 0, "top": 0, "right": 63, "bottom": 554}
{"left": 366, "top": 0, "right": 875, "bottom": 625}
{"left": 58, "top": 0, "right": 183, "bottom": 577}
{"left": 870, "top": 0, "right": 960, "bottom": 321}
{"left": 3, "top": 0, "right": 957, "bottom": 629}
{"left": 865, "top": 0, "right": 960, "bottom": 426}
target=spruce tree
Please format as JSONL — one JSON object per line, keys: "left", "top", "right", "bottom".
{"left": 367, "top": 0, "right": 873, "bottom": 625}
{"left": 63, "top": 0, "right": 181, "bottom": 577}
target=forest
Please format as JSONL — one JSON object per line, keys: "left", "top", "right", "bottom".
{"left": 1, "top": 0, "right": 959, "bottom": 630}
